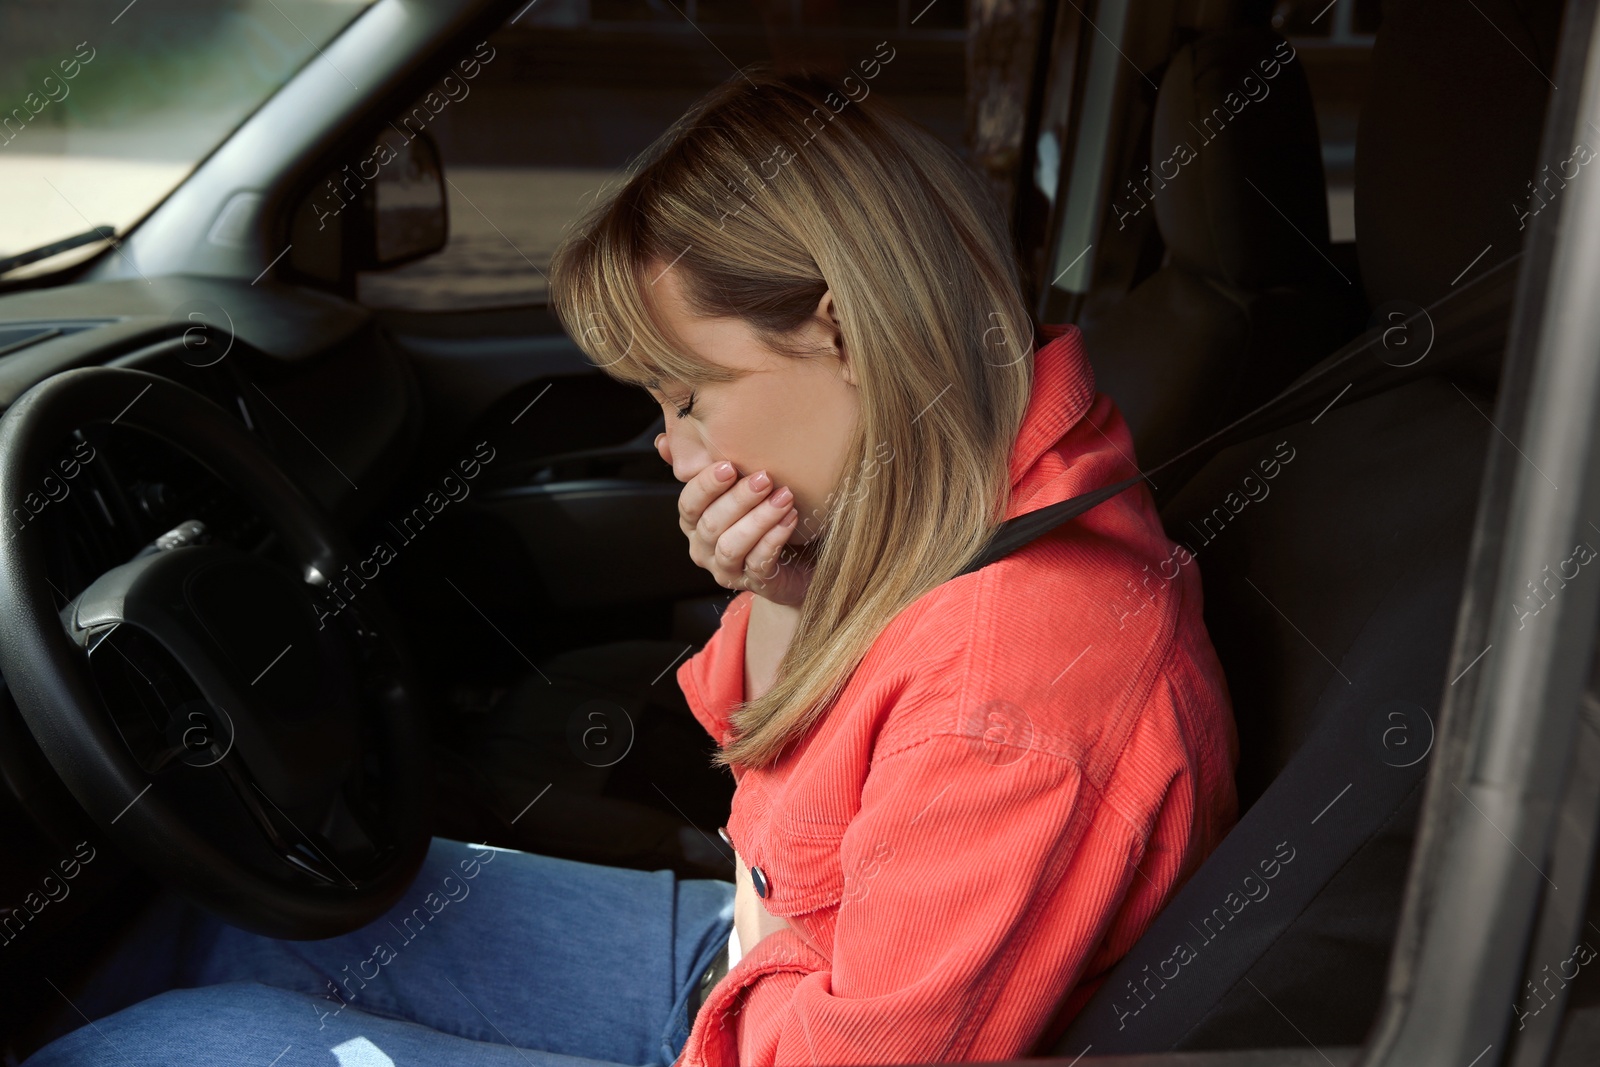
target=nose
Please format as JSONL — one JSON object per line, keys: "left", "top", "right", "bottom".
{"left": 658, "top": 424, "right": 717, "bottom": 484}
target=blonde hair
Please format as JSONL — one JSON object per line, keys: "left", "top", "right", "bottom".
{"left": 548, "top": 65, "right": 1036, "bottom": 769}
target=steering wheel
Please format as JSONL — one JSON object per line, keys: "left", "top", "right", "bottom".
{"left": 0, "top": 366, "right": 432, "bottom": 939}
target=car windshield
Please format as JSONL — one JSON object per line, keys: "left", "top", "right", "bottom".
{"left": 0, "top": 0, "right": 377, "bottom": 281}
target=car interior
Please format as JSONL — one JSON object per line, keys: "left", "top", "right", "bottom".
{"left": 1054, "top": 0, "right": 1558, "bottom": 1050}
{"left": 2, "top": 0, "right": 1598, "bottom": 1064}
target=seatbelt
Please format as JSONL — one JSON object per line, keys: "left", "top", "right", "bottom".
{"left": 954, "top": 251, "right": 1521, "bottom": 578}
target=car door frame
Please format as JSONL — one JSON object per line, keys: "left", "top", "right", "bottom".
{"left": 1354, "top": 2, "right": 1600, "bottom": 1064}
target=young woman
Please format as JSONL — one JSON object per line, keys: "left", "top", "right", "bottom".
{"left": 19, "top": 68, "right": 1236, "bottom": 1067}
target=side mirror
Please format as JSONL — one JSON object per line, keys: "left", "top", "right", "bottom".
{"left": 371, "top": 131, "right": 448, "bottom": 268}
{"left": 287, "top": 128, "right": 449, "bottom": 287}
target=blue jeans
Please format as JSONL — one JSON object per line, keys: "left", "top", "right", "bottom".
{"left": 21, "top": 837, "right": 737, "bottom": 1067}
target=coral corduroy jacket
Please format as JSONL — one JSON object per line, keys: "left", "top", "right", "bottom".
{"left": 674, "top": 323, "right": 1239, "bottom": 1066}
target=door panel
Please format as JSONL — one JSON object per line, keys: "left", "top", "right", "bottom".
{"left": 378, "top": 312, "right": 708, "bottom": 616}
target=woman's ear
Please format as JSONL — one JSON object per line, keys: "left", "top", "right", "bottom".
{"left": 817, "top": 288, "right": 857, "bottom": 387}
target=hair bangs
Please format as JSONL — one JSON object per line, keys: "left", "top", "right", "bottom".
{"left": 552, "top": 163, "right": 746, "bottom": 393}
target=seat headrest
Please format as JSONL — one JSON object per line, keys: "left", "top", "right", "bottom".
{"left": 1355, "top": 0, "right": 1562, "bottom": 312}
{"left": 1149, "top": 28, "right": 1330, "bottom": 290}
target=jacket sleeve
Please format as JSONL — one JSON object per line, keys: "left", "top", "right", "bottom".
{"left": 680, "top": 729, "right": 1154, "bottom": 1066}
{"left": 676, "top": 591, "right": 754, "bottom": 749}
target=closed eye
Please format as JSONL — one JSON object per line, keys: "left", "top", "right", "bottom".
{"left": 673, "top": 391, "right": 697, "bottom": 419}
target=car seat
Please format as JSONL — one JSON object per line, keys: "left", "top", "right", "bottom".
{"left": 1046, "top": 0, "right": 1563, "bottom": 1052}
{"left": 1078, "top": 26, "right": 1363, "bottom": 471}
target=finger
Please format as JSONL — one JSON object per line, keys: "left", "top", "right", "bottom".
{"left": 708, "top": 487, "right": 793, "bottom": 586}
{"left": 690, "top": 470, "right": 778, "bottom": 557}
{"left": 741, "top": 507, "right": 800, "bottom": 591}
{"left": 680, "top": 460, "right": 742, "bottom": 534}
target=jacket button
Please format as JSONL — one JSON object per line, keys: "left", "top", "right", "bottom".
{"left": 750, "top": 865, "right": 769, "bottom": 898}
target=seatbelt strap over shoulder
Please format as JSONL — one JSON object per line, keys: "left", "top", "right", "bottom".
{"left": 954, "top": 252, "right": 1520, "bottom": 578}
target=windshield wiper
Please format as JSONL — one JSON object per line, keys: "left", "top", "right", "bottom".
{"left": 0, "top": 225, "right": 117, "bottom": 278}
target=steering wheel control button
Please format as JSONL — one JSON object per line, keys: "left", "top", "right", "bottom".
{"left": 138, "top": 518, "right": 210, "bottom": 556}
{"left": 751, "top": 864, "right": 769, "bottom": 898}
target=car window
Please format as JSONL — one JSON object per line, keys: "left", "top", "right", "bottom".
{"left": 0, "top": 0, "right": 378, "bottom": 281}
{"left": 353, "top": 0, "right": 967, "bottom": 313}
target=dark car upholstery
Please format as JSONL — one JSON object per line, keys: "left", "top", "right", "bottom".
{"left": 1050, "top": 0, "right": 1563, "bottom": 1052}
{"left": 1079, "top": 26, "right": 1362, "bottom": 470}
